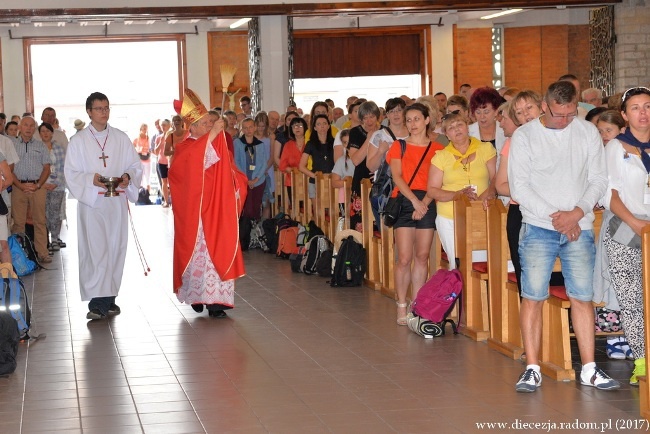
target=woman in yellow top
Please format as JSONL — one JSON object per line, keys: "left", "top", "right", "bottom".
{"left": 427, "top": 112, "right": 497, "bottom": 269}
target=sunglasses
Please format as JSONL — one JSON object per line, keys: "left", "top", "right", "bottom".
{"left": 441, "top": 110, "right": 461, "bottom": 121}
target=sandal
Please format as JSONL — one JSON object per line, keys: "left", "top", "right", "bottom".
{"left": 396, "top": 301, "right": 408, "bottom": 326}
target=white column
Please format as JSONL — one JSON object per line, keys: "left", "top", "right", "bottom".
{"left": 1, "top": 36, "right": 27, "bottom": 116}
{"left": 258, "top": 16, "right": 289, "bottom": 112}
{"left": 430, "top": 22, "right": 455, "bottom": 97}
{"left": 185, "top": 30, "right": 211, "bottom": 105}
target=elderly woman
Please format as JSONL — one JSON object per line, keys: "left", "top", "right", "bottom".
{"left": 468, "top": 87, "right": 506, "bottom": 156}
{"left": 387, "top": 103, "right": 445, "bottom": 325}
{"left": 596, "top": 87, "right": 650, "bottom": 385}
{"left": 348, "top": 101, "right": 381, "bottom": 231}
{"left": 428, "top": 112, "right": 497, "bottom": 269}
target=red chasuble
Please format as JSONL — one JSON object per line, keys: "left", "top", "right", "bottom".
{"left": 169, "top": 131, "right": 248, "bottom": 293}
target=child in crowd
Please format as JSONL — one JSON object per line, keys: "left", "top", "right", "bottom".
{"left": 597, "top": 110, "right": 626, "bottom": 145}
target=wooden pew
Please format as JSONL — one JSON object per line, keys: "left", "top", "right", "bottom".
{"left": 329, "top": 176, "right": 352, "bottom": 234}
{"left": 639, "top": 226, "right": 650, "bottom": 419}
{"left": 454, "top": 195, "right": 490, "bottom": 341}
{"left": 272, "top": 168, "right": 284, "bottom": 216}
{"left": 486, "top": 200, "right": 524, "bottom": 359}
{"left": 361, "top": 179, "right": 382, "bottom": 290}
{"left": 315, "top": 173, "right": 332, "bottom": 238}
{"left": 290, "top": 168, "right": 310, "bottom": 225}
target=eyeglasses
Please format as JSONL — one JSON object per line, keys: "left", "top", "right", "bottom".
{"left": 91, "top": 107, "right": 110, "bottom": 113}
{"left": 292, "top": 124, "right": 304, "bottom": 128}
{"left": 546, "top": 105, "right": 577, "bottom": 121}
{"left": 622, "top": 87, "right": 650, "bottom": 104}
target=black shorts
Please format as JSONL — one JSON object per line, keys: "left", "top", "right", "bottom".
{"left": 393, "top": 190, "right": 436, "bottom": 230}
{"left": 158, "top": 163, "right": 169, "bottom": 179}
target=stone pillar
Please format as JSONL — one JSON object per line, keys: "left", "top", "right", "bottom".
{"left": 258, "top": 16, "right": 290, "bottom": 112}
{"left": 615, "top": 0, "right": 650, "bottom": 91}
{"left": 430, "top": 21, "right": 455, "bottom": 97}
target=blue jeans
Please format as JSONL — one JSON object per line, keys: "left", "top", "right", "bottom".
{"left": 518, "top": 223, "right": 595, "bottom": 302}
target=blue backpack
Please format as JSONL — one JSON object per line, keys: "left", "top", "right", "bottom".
{"left": 8, "top": 235, "right": 38, "bottom": 277}
{"left": 0, "top": 264, "right": 31, "bottom": 340}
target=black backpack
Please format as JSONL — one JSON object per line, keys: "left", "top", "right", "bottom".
{"left": 370, "top": 138, "right": 406, "bottom": 216}
{"left": 330, "top": 236, "right": 365, "bottom": 287}
{"left": 300, "top": 235, "right": 333, "bottom": 275}
{"left": 316, "top": 250, "right": 333, "bottom": 277}
{"left": 306, "top": 220, "right": 324, "bottom": 242}
{"left": 0, "top": 312, "right": 19, "bottom": 376}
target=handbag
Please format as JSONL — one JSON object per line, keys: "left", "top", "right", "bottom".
{"left": 383, "top": 141, "right": 433, "bottom": 227}
{"left": 382, "top": 195, "right": 403, "bottom": 227}
{"left": 608, "top": 214, "right": 643, "bottom": 249}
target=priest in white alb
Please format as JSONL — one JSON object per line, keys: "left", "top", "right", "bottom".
{"left": 64, "top": 91, "right": 142, "bottom": 320}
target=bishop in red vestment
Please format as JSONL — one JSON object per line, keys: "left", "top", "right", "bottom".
{"left": 168, "top": 89, "right": 247, "bottom": 317}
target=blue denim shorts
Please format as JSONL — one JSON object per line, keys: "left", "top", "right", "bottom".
{"left": 518, "top": 223, "right": 595, "bottom": 302}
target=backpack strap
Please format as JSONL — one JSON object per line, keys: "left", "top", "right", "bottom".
{"left": 385, "top": 126, "right": 397, "bottom": 142}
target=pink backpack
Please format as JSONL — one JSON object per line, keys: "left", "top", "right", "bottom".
{"left": 411, "top": 269, "right": 463, "bottom": 333}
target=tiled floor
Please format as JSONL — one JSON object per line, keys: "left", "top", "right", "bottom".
{"left": 0, "top": 202, "right": 642, "bottom": 433}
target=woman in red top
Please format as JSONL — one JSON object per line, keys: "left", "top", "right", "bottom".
{"left": 386, "top": 102, "right": 445, "bottom": 325}
{"left": 278, "top": 117, "right": 308, "bottom": 208}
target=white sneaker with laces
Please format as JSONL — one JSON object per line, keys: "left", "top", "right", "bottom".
{"left": 581, "top": 366, "right": 621, "bottom": 390}
{"left": 516, "top": 368, "right": 542, "bottom": 393}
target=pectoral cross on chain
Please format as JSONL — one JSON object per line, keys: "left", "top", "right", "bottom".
{"left": 99, "top": 152, "right": 109, "bottom": 167}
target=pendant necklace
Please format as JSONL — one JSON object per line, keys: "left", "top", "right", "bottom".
{"left": 90, "top": 127, "right": 110, "bottom": 167}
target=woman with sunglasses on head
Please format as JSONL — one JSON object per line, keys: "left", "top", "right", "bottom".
{"left": 445, "top": 94, "right": 471, "bottom": 123}
{"left": 388, "top": 103, "right": 445, "bottom": 325}
{"left": 428, "top": 112, "right": 497, "bottom": 269}
{"left": 596, "top": 87, "right": 650, "bottom": 386}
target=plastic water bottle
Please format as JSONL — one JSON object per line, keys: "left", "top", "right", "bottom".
{"left": 345, "top": 261, "right": 352, "bottom": 281}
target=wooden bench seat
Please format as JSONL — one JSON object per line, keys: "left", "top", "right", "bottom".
{"left": 486, "top": 199, "right": 524, "bottom": 359}
{"left": 454, "top": 195, "right": 490, "bottom": 341}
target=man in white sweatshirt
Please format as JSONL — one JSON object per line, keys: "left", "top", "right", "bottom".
{"left": 509, "top": 80, "right": 619, "bottom": 393}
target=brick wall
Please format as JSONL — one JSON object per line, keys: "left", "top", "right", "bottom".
{"left": 453, "top": 26, "right": 494, "bottom": 93}
{"left": 615, "top": 0, "right": 650, "bottom": 91}
{"left": 207, "top": 31, "right": 250, "bottom": 112}
{"left": 500, "top": 25, "right": 589, "bottom": 94}
{"left": 568, "top": 25, "right": 591, "bottom": 93}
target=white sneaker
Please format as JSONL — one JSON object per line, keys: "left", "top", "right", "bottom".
{"left": 581, "top": 366, "right": 621, "bottom": 390}
{"left": 515, "top": 368, "right": 542, "bottom": 393}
